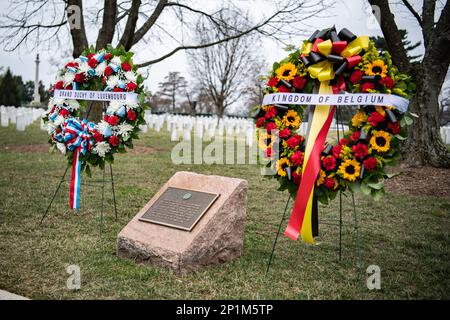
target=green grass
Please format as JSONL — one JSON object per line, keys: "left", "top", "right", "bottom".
{"left": 0, "top": 121, "right": 449, "bottom": 300}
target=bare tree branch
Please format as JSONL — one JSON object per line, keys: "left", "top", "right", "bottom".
{"left": 96, "top": 0, "right": 117, "bottom": 50}
{"left": 131, "top": 0, "right": 168, "bottom": 46}
{"left": 118, "top": 0, "right": 141, "bottom": 50}
{"left": 401, "top": 0, "right": 423, "bottom": 27}
{"left": 67, "top": 0, "right": 88, "bottom": 57}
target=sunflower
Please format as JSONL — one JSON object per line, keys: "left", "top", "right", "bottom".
{"left": 258, "top": 132, "right": 273, "bottom": 151}
{"left": 277, "top": 157, "right": 291, "bottom": 177}
{"left": 351, "top": 111, "right": 367, "bottom": 128}
{"left": 275, "top": 62, "right": 298, "bottom": 81}
{"left": 370, "top": 130, "right": 391, "bottom": 153}
{"left": 282, "top": 109, "right": 301, "bottom": 128}
{"left": 317, "top": 169, "right": 326, "bottom": 186}
{"left": 338, "top": 159, "right": 361, "bottom": 182}
{"left": 365, "top": 59, "right": 388, "bottom": 78}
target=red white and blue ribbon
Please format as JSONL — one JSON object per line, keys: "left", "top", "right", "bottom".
{"left": 63, "top": 118, "right": 96, "bottom": 210}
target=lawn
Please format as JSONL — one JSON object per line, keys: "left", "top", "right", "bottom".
{"left": 0, "top": 121, "right": 449, "bottom": 299}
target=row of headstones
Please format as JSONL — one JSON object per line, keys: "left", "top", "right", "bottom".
{"left": 0, "top": 106, "right": 45, "bottom": 131}
{"left": 441, "top": 126, "right": 450, "bottom": 144}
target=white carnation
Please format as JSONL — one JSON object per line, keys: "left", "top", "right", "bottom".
{"left": 124, "top": 71, "right": 137, "bottom": 83}
{"left": 97, "top": 120, "right": 111, "bottom": 135}
{"left": 54, "top": 115, "right": 65, "bottom": 126}
{"left": 63, "top": 72, "right": 75, "bottom": 86}
{"left": 78, "top": 61, "right": 90, "bottom": 74}
{"left": 107, "top": 75, "right": 119, "bottom": 88}
{"left": 126, "top": 103, "right": 139, "bottom": 110}
{"left": 56, "top": 142, "right": 66, "bottom": 155}
{"left": 47, "top": 123, "right": 56, "bottom": 135}
{"left": 96, "top": 61, "right": 107, "bottom": 76}
{"left": 106, "top": 101, "right": 122, "bottom": 115}
{"left": 117, "top": 123, "right": 133, "bottom": 137}
{"left": 66, "top": 99, "right": 80, "bottom": 110}
{"left": 111, "top": 56, "right": 122, "bottom": 66}
{"left": 93, "top": 141, "right": 111, "bottom": 158}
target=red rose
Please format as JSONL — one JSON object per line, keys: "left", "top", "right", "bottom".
{"left": 55, "top": 81, "right": 64, "bottom": 90}
{"left": 265, "top": 106, "right": 277, "bottom": 119}
{"left": 290, "top": 151, "right": 304, "bottom": 166}
{"left": 267, "top": 77, "right": 278, "bottom": 87}
{"left": 279, "top": 128, "right": 291, "bottom": 139}
{"left": 121, "top": 62, "right": 132, "bottom": 72}
{"left": 93, "top": 131, "right": 103, "bottom": 143}
{"left": 109, "top": 135, "right": 119, "bottom": 147}
{"left": 87, "top": 53, "right": 95, "bottom": 59}
{"left": 322, "top": 155, "right": 336, "bottom": 171}
{"left": 339, "top": 138, "right": 349, "bottom": 146}
{"left": 114, "top": 87, "right": 124, "bottom": 92}
{"left": 126, "top": 82, "right": 137, "bottom": 91}
{"left": 104, "top": 53, "right": 112, "bottom": 61}
{"left": 352, "top": 143, "right": 369, "bottom": 159}
{"left": 74, "top": 73, "right": 85, "bottom": 83}
{"left": 256, "top": 117, "right": 265, "bottom": 128}
{"left": 293, "top": 75, "right": 307, "bottom": 90}
{"left": 364, "top": 157, "right": 378, "bottom": 171}
{"left": 127, "top": 109, "right": 137, "bottom": 121}
{"left": 368, "top": 111, "right": 385, "bottom": 127}
{"left": 332, "top": 145, "right": 342, "bottom": 158}
{"left": 107, "top": 115, "right": 119, "bottom": 126}
{"left": 350, "top": 131, "right": 360, "bottom": 142}
{"left": 59, "top": 109, "right": 69, "bottom": 117}
{"left": 277, "top": 85, "right": 290, "bottom": 93}
{"left": 103, "top": 114, "right": 109, "bottom": 122}
{"left": 104, "top": 66, "right": 114, "bottom": 77}
{"left": 66, "top": 84, "right": 73, "bottom": 90}
{"left": 350, "top": 70, "right": 363, "bottom": 84}
{"left": 88, "top": 58, "right": 98, "bottom": 68}
{"left": 293, "top": 171, "right": 302, "bottom": 185}
{"left": 266, "top": 122, "right": 277, "bottom": 133}
{"left": 361, "top": 82, "right": 375, "bottom": 92}
{"left": 388, "top": 121, "right": 401, "bottom": 135}
{"left": 324, "top": 177, "right": 337, "bottom": 190}
{"left": 380, "top": 76, "right": 395, "bottom": 89}
{"left": 286, "top": 135, "right": 303, "bottom": 149}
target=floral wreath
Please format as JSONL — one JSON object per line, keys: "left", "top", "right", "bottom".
{"left": 255, "top": 27, "right": 416, "bottom": 208}
{"left": 43, "top": 46, "right": 146, "bottom": 209}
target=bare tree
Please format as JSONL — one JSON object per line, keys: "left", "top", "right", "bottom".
{"left": 188, "top": 8, "right": 264, "bottom": 117}
{"left": 156, "top": 71, "right": 187, "bottom": 112}
{"left": 367, "top": 0, "right": 450, "bottom": 167}
{"left": 0, "top": 0, "right": 330, "bottom": 65}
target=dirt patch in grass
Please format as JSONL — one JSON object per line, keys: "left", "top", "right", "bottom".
{"left": 385, "top": 166, "right": 450, "bottom": 199}
{"left": 0, "top": 144, "right": 49, "bottom": 153}
{"left": 127, "top": 145, "right": 159, "bottom": 155}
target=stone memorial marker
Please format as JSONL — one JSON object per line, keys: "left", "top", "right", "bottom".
{"left": 117, "top": 171, "right": 248, "bottom": 274}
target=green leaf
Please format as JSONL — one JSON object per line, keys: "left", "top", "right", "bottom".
{"left": 360, "top": 182, "right": 372, "bottom": 195}
{"left": 368, "top": 181, "right": 384, "bottom": 190}
{"left": 85, "top": 165, "right": 92, "bottom": 178}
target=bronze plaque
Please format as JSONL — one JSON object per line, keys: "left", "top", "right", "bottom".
{"left": 139, "top": 187, "right": 220, "bottom": 231}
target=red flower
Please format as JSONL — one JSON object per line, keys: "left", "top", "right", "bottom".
{"left": 339, "top": 138, "right": 349, "bottom": 146}
{"left": 322, "top": 155, "right": 336, "bottom": 171}
{"left": 279, "top": 128, "right": 291, "bottom": 139}
{"left": 286, "top": 135, "right": 303, "bottom": 149}
{"left": 265, "top": 106, "right": 277, "bottom": 119}
{"left": 121, "top": 62, "right": 132, "bottom": 72}
{"left": 65, "top": 62, "right": 79, "bottom": 69}
{"left": 66, "top": 84, "right": 73, "bottom": 90}
{"left": 256, "top": 117, "right": 265, "bottom": 128}
{"left": 74, "top": 73, "right": 85, "bottom": 83}
{"left": 109, "top": 135, "right": 119, "bottom": 147}
{"left": 380, "top": 76, "right": 395, "bottom": 89}
{"left": 277, "top": 85, "right": 290, "bottom": 93}
{"left": 266, "top": 147, "right": 272, "bottom": 158}
{"left": 332, "top": 145, "right": 342, "bottom": 158}
{"left": 127, "top": 109, "right": 137, "bottom": 121}
{"left": 103, "top": 114, "right": 109, "bottom": 122}
{"left": 361, "top": 82, "right": 375, "bottom": 92}
{"left": 350, "top": 70, "right": 363, "bottom": 84}
{"left": 293, "top": 171, "right": 302, "bottom": 185}
{"left": 364, "top": 157, "right": 378, "bottom": 171}
{"left": 104, "top": 66, "right": 114, "bottom": 77}
{"left": 59, "top": 109, "right": 70, "bottom": 117}
{"left": 126, "top": 82, "right": 137, "bottom": 91}
{"left": 350, "top": 131, "right": 360, "bottom": 142}
{"left": 352, "top": 143, "right": 369, "bottom": 159}
{"left": 293, "top": 75, "right": 307, "bottom": 90}
{"left": 290, "top": 151, "right": 304, "bottom": 167}
{"left": 87, "top": 53, "right": 95, "bottom": 59}
{"left": 88, "top": 58, "right": 98, "bottom": 68}
{"left": 114, "top": 87, "right": 124, "bottom": 92}
{"left": 102, "top": 76, "right": 107, "bottom": 85}
{"left": 55, "top": 81, "right": 64, "bottom": 90}
{"left": 368, "top": 111, "right": 385, "bottom": 127}
{"left": 388, "top": 121, "right": 401, "bottom": 135}
{"left": 266, "top": 122, "right": 277, "bottom": 133}
{"left": 107, "top": 115, "right": 119, "bottom": 126}
{"left": 324, "top": 177, "right": 337, "bottom": 190}
{"left": 93, "top": 131, "right": 103, "bottom": 143}
{"left": 267, "top": 77, "right": 278, "bottom": 87}
{"left": 104, "top": 53, "right": 112, "bottom": 61}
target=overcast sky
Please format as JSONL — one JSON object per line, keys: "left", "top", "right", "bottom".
{"left": 0, "top": 0, "right": 428, "bottom": 94}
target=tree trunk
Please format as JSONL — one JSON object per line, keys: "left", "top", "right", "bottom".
{"left": 403, "top": 64, "right": 450, "bottom": 167}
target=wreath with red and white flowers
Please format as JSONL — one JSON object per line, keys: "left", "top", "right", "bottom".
{"left": 43, "top": 46, "right": 146, "bottom": 174}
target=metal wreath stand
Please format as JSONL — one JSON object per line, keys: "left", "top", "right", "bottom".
{"left": 39, "top": 101, "right": 118, "bottom": 228}
{"left": 266, "top": 101, "right": 363, "bottom": 276}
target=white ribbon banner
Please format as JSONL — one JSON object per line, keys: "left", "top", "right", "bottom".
{"left": 54, "top": 89, "right": 138, "bottom": 104}
{"left": 262, "top": 93, "right": 410, "bottom": 113}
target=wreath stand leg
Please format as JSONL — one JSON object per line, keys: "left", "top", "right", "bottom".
{"left": 110, "top": 163, "right": 118, "bottom": 221}
{"left": 266, "top": 194, "right": 291, "bottom": 276}
{"left": 39, "top": 166, "right": 69, "bottom": 226}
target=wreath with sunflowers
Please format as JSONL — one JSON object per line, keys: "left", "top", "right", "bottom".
{"left": 255, "top": 27, "right": 416, "bottom": 204}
